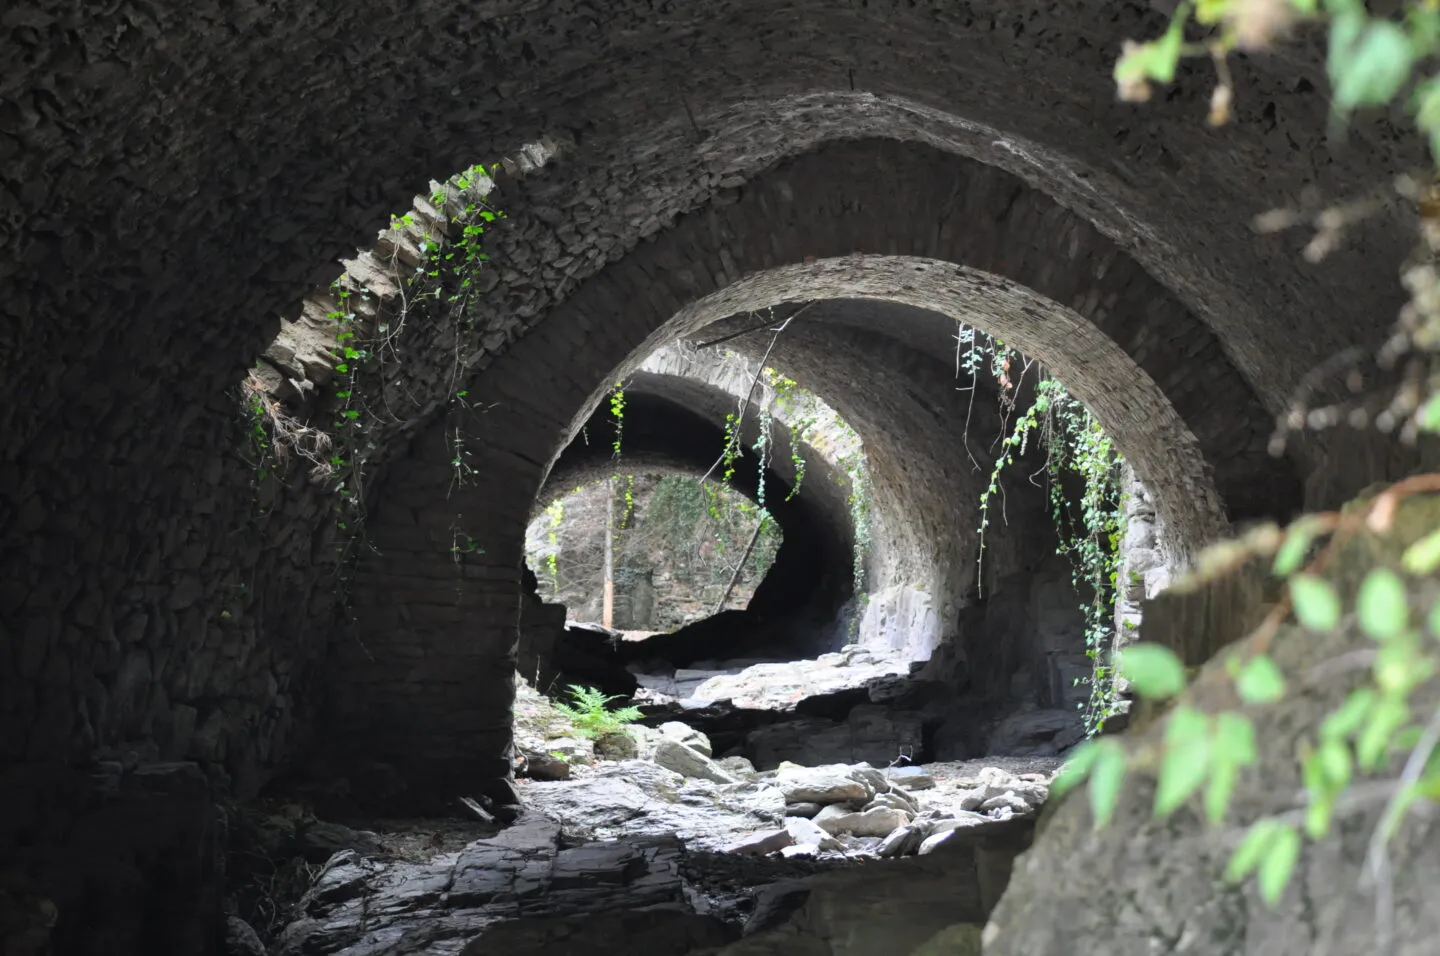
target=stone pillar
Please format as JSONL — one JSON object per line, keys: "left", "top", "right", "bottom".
{"left": 323, "top": 400, "right": 547, "bottom": 812}
{"left": 1112, "top": 467, "right": 1169, "bottom": 654}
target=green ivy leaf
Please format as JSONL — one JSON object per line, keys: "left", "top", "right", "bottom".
{"left": 1114, "top": 6, "right": 1189, "bottom": 88}
{"left": 1418, "top": 761, "right": 1440, "bottom": 801}
{"left": 1391, "top": 724, "right": 1426, "bottom": 754}
{"left": 1357, "top": 568, "right": 1409, "bottom": 642}
{"left": 1320, "top": 687, "right": 1376, "bottom": 740}
{"left": 1316, "top": 739, "right": 1353, "bottom": 788}
{"left": 1216, "top": 711, "right": 1258, "bottom": 764}
{"left": 1088, "top": 741, "right": 1127, "bottom": 830}
{"left": 1226, "top": 818, "right": 1282, "bottom": 883}
{"left": 1205, "top": 757, "right": 1240, "bottom": 825}
{"left": 1118, "top": 643, "right": 1188, "bottom": 699}
{"left": 1305, "top": 789, "right": 1336, "bottom": 840}
{"left": 1236, "top": 655, "right": 1286, "bottom": 704}
{"left": 1205, "top": 715, "right": 1254, "bottom": 824}
{"left": 1290, "top": 574, "right": 1341, "bottom": 631}
{"left": 1331, "top": 20, "right": 1416, "bottom": 116}
{"left": 1357, "top": 693, "right": 1410, "bottom": 772}
{"left": 1273, "top": 517, "right": 1323, "bottom": 576}
{"left": 1052, "top": 742, "right": 1102, "bottom": 802}
{"left": 1417, "top": 392, "right": 1440, "bottom": 433}
{"left": 1155, "top": 706, "right": 1212, "bottom": 817}
{"left": 1257, "top": 824, "right": 1301, "bottom": 906}
{"left": 1402, "top": 528, "right": 1440, "bottom": 575}
{"left": 1375, "top": 638, "right": 1428, "bottom": 694}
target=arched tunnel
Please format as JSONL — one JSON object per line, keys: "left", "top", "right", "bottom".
{"left": 3, "top": 3, "right": 1436, "bottom": 954}
{"left": 541, "top": 370, "right": 857, "bottom": 658}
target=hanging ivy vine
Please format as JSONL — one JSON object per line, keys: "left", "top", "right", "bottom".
{"left": 242, "top": 161, "right": 507, "bottom": 614}
{"left": 966, "top": 328, "right": 1128, "bottom": 734}
{"left": 609, "top": 382, "right": 626, "bottom": 458}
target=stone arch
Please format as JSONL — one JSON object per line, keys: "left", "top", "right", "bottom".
{"left": 4, "top": 6, "right": 1428, "bottom": 945}
{"left": 327, "top": 137, "right": 1295, "bottom": 808}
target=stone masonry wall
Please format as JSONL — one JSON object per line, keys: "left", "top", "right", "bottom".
{"left": 2, "top": 6, "right": 1410, "bottom": 940}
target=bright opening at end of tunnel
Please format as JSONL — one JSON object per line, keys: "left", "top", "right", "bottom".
{"left": 524, "top": 475, "right": 785, "bottom": 639}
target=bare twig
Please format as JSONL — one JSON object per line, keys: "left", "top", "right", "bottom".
{"left": 698, "top": 307, "right": 809, "bottom": 484}
{"left": 458, "top": 796, "right": 496, "bottom": 823}
{"left": 695, "top": 302, "right": 810, "bottom": 349}
{"left": 712, "top": 515, "right": 767, "bottom": 614}
{"left": 242, "top": 374, "right": 334, "bottom": 479}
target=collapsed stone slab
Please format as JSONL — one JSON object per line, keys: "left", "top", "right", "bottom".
{"left": 273, "top": 816, "right": 716, "bottom": 956}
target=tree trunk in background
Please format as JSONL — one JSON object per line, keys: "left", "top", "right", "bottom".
{"left": 713, "top": 515, "right": 766, "bottom": 614}
{"left": 603, "top": 476, "right": 615, "bottom": 628}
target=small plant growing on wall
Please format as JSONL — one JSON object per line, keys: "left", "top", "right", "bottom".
{"left": 552, "top": 684, "right": 644, "bottom": 738}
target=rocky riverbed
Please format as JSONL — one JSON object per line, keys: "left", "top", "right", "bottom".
{"left": 233, "top": 683, "right": 1059, "bottom": 956}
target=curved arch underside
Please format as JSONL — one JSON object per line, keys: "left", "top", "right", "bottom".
{"left": 539, "top": 140, "right": 1300, "bottom": 556}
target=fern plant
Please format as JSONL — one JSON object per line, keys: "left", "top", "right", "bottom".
{"left": 552, "top": 684, "right": 644, "bottom": 738}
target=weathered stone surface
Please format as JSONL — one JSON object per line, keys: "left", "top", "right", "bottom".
{"left": 784, "top": 817, "right": 843, "bottom": 852}
{"left": 224, "top": 917, "right": 266, "bottom": 956}
{"left": 814, "top": 806, "right": 910, "bottom": 838}
{"left": 906, "top": 923, "right": 983, "bottom": 956}
{"left": 657, "top": 721, "right": 713, "bottom": 757}
{"left": 748, "top": 706, "right": 927, "bottom": 770}
{"left": 693, "top": 650, "right": 911, "bottom": 710}
{"left": 723, "top": 829, "right": 794, "bottom": 856}
{"left": 984, "top": 710, "right": 1085, "bottom": 757}
{"left": 459, "top": 909, "right": 736, "bottom": 955}
{"left": 719, "top": 841, "right": 992, "bottom": 955}
{"left": 652, "top": 738, "right": 738, "bottom": 784}
{"left": 274, "top": 816, "right": 696, "bottom": 956}
{"left": 593, "top": 731, "right": 639, "bottom": 761}
{"left": 717, "top": 756, "right": 758, "bottom": 778}
{"left": 878, "top": 825, "right": 927, "bottom": 859}
{"left": 775, "top": 766, "right": 872, "bottom": 807}
{"left": 521, "top": 760, "right": 785, "bottom": 851}
{"left": 866, "top": 789, "right": 917, "bottom": 813}
{"left": 0, "top": 762, "right": 222, "bottom": 956}
{"left": 889, "top": 773, "right": 935, "bottom": 791}
{"left": 299, "top": 820, "right": 386, "bottom": 862}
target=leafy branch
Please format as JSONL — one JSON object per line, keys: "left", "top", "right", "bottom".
{"left": 1054, "top": 482, "right": 1440, "bottom": 926}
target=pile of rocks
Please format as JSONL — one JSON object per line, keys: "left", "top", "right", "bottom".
{"left": 249, "top": 712, "right": 1055, "bottom": 956}
{"left": 519, "top": 718, "right": 1053, "bottom": 862}
{"left": 722, "top": 761, "right": 1050, "bottom": 861}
